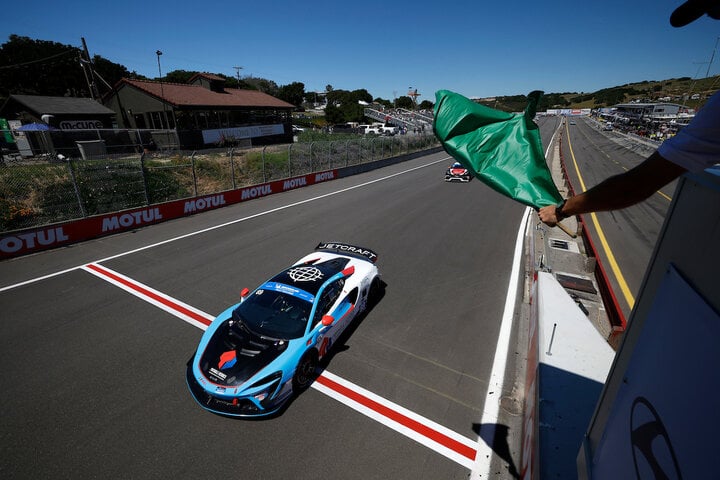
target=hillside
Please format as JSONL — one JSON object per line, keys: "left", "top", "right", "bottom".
{"left": 476, "top": 75, "right": 720, "bottom": 112}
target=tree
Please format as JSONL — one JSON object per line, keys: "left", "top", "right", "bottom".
{"left": 92, "top": 55, "right": 140, "bottom": 90}
{"left": 0, "top": 35, "right": 86, "bottom": 100}
{"left": 278, "top": 81, "right": 305, "bottom": 107}
{"left": 164, "top": 69, "right": 196, "bottom": 84}
{"left": 323, "top": 89, "right": 374, "bottom": 123}
{"left": 418, "top": 100, "right": 434, "bottom": 110}
{"left": 244, "top": 76, "right": 279, "bottom": 96}
{"left": 374, "top": 97, "right": 393, "bottom": 109}
{"left": 394, "top": 96, "right": 413, "bottom": 109}
{"left": 324, "top": 102, "right": 344, "bottom": 124}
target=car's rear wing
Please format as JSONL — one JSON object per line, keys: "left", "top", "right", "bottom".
{"left": 315, "top": 242, "right": 378, "bottom": 263}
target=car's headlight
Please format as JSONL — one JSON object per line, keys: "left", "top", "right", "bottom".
{"left": 249, "top": 372, "right": 282, "bottom": 402}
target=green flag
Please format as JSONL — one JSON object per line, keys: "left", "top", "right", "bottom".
{"left": 433, "top": 90, "right": 562, "bottom": 209}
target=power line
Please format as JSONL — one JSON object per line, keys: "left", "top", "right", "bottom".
{"left": 0, "top": 49, "right": 76, "bottom": 70}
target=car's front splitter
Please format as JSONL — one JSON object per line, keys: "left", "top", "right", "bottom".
{"left": 185, "top": 363, "right": 290, "bottom": 418}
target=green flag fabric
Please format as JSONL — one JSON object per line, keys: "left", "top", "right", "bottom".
{"left": 433, "top": 89, "right": 562, "bottom": 209}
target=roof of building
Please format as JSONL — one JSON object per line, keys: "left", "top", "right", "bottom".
{"left": 118, "top": 78, "right": 295, "bottom": 109}
{"left": 8, "top": 95, "right": 116, "bottom": 115}
{"left": 188, "top": 72, "right": 225, "bottom": 83}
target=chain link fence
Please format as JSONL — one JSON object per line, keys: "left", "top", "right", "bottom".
{"left": 0, "top": 132, "right": 438, "bottom": 233}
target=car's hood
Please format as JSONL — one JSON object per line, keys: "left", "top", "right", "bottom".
{"left": 197, "top": 319, "right": 287, "bottom": 387}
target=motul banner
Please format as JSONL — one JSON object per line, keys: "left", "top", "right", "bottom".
{"left": 0, "top": 169, "right": 338, "bottom": 259}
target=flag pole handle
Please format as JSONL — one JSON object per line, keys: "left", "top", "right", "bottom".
{"left": 556, "top": 221, "right": 577, "bottom": 238}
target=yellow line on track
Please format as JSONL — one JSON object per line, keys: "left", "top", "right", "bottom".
{"left": 564, "top": 123, "right": 636, "bottom": 310}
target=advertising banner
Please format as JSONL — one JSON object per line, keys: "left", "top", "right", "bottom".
{"left": 0, "top": 169, "right": 338, "bottom": 259}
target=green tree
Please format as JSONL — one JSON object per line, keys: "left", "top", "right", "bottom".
{"left": 394, "top": 96, "right": 413, "bottom": 109}
{"left": 324, "top": 102, "right": 344, "bottom": 124}
{"left": 0, "top": 35, "right": 86, "bottom": 100}
{"left": 374, "top": 97, "right": 393, "bottom": 108}
{"left": 324, "top": 89, "right": 373, "bottom": 122}
{"left": 92, "top": 55, "right": 140, "bottom": 91}
{"left": 244, "top": 76, "right": 279, "bottom": 96}
{"left": 164, "top": 69, "right": 196, "bottom": 84}
{"left": 277, "top": 81, "right": 305, "bottom": 107}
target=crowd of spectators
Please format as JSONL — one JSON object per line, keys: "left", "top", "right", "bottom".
{"left": 594, "top": 115, "right": 682, "bottom": 143}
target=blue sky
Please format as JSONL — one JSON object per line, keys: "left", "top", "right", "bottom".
{"left": 4, "top": 0, "right": 719, "bottom": 102}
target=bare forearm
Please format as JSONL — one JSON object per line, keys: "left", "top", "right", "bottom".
{"left": 564, "top": 151, "right": 686, "bottom": 215}
{"left": 538, "top": 151, "right": 686, "bottom": 226}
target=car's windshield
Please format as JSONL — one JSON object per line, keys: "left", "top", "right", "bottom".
{"left": 233, "top": 287, "right": 313, "bottom": 339}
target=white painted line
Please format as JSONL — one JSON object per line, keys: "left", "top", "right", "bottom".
{"left": 81, "top": 263, "right": 214, "bottom": 331}
{"left": 0, "top": 156, "right": 450, "bottom": 294}
{"left": 315, "top": 371, "right": 477, "bottom": 469}
{"left": 470, "top": 207, "right": 531, "bottom": 479}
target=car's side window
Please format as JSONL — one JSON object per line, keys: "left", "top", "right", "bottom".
{"left": 346, "top": 287, "right": 358, "bottom": 304}
{"left": 314, "top": 279, "right": 344, "bottom": 325}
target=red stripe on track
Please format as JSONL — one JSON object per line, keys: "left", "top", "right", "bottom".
{"left": 85, "top": 263, "right": 212, "bottom": 327}
{"left": 315, "top": 374, "right": 477, "bottom": 461}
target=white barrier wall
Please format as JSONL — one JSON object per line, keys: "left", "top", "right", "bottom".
{"left": 578, "top": 168, "right": 720, "bottom": 478}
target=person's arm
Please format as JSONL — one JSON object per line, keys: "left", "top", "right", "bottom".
{"left": 539, "top": 151, "right": 687, "bottom": 226}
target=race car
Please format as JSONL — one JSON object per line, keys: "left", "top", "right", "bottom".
{"left": 186, "top": 242, "right": 381, "bottom": 417}
{"left": 445, "top": 162, "right": 472, "bottom": 182}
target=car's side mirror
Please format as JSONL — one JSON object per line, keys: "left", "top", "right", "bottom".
{"left": 240, "top": 288, "right": 250, "bottom": 302}
{"left": 321, "top": 315, "right": 334, "bottom": 327}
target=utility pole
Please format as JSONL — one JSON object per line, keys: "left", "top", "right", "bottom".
{"left": 80, "top": 37, "right": 100, "bottom": 100}
{"left": 233, "top": 66, "right": 243, "bottom": 89}
{"left": 706, "top": 36, "right": 720, "bottom": 78}
{"left": 156, "top": 50, "right": 168, "bottom": 129}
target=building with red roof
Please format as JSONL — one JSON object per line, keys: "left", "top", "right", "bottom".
{"left": 104, "top": 73, "right": 296, "bottom": 149}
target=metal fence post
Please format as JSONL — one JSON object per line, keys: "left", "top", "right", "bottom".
{"left": 288, "top": 144, "right": 293, "bottom": 177}
{"left": 262, "top": 146, "right": 268, "bottom": 183}
{"left": 309, "top": 142, "right": 314, "bottom": 173}
{"left": 140, "top": 152, "right": 151, "bottom": 205}
{"left": 345, "top": 140, "right": 350, "bottom": 166}
{"left": 190, "top": 151, "right": 198, "bottom": 196}
{"left": 66, "top": 158, "right": 87, "bottom": 217}
{"left": 229, "top": 147, "right": 237, "bottom": 190}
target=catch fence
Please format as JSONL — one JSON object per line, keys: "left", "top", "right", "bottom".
{"left": 0, "top": 132, "right": 438, "bottom": 233}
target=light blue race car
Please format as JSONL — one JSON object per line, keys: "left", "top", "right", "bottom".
{"left": 186, "top": 242, "right": 381, "bottom": 417}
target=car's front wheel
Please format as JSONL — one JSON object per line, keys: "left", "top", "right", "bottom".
{"left": 293, "top": 351, "right": 318, "bottom": 392}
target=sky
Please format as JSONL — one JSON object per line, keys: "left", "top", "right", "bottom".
{"left": 3, "top": 0, "right": 720, "bottom": 102}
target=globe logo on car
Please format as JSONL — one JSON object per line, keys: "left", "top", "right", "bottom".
{"left": 288, "top": 266, "right": 323, "bottom": 282}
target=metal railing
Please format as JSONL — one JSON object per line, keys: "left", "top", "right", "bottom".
{"left": 0, "top": 131, "right": 438, "bottom": 233}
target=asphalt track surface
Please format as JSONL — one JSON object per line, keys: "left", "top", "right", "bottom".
{"left": 1, "top": 141, "right": 544, "bottom": 479}
{"left": 1, "top": 117, "right": 663, "bottom": 479}
{"left": 560, "top": 118, "right": 674, "bottom": 318}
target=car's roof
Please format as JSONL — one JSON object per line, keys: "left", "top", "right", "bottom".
{"left": 268, "top": 256, "right": 351, "bottom": 297}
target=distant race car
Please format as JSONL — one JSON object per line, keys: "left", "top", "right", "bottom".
{"left": 445, "top": 162, "right": 472, "bottom": 182}
{"left": 186, "top": 242, "right": 381, "bottom": 417}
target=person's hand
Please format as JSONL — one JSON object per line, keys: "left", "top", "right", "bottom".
{"left": 539, "top": 205, "right": 560, "bottom": 226}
